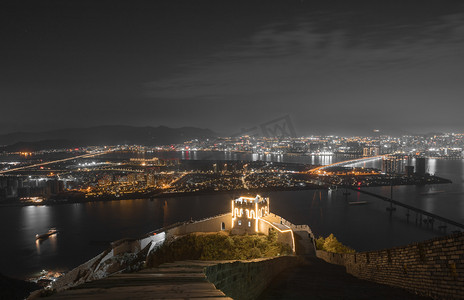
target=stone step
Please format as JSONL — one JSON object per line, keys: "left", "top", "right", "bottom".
{"left": 72, "top": 276, "right": 209, "bottom": 289}
{"left": 140, "top": 267, "right": 206, "bottom": 274}
{"left": 50, "top": 285, "right": 231, "bottom": 299}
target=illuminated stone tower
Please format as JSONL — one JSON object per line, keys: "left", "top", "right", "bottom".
{"left": 231, "top": 195, "right": 269, "bottom": 234}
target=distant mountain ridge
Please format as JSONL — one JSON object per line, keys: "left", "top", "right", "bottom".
{"left": 0, "top": 125, "right": 216, "bottom": 151}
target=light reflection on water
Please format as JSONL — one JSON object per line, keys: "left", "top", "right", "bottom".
{"left": 49, "top": 234, "right": 57, "bottom": 252}
{"left": 35, "top": 239, "right": 41, "bottom": 255}
{"left": 163, "top": 200, "right": 169, "bottom": 226}
{"left": 1, "top": 186, "right": 458, "bottom": 279}
{"left": 2, "top": 153, "right": 464, "bottom": 280}
{"left": 428, "top": 158, "right": 437, "bottom": 175}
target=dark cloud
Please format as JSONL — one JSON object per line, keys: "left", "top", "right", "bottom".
{"left": 1, "top": 1, "right": 464, "bottom": 135}
{"left": 143, "top": 7, "right": 464, "bottom": 135}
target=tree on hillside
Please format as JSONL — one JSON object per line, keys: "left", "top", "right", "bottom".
{"left": 316, "top": 234, "right": 355, "bottom": 253}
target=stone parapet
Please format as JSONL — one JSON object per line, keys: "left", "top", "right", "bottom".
{"left": 205, "top": 256, "right": 300, "bottom": 300}
{"left": 316, "top": 232, "right": 464, "bottom": 299}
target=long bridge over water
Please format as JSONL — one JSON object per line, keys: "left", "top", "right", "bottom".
{"left": 308, "top": 155, "right": 385, "bottom": 173}
{"left": 353, "top": 187, "right": 464, "bottom": 232}
{"left": 308, "top": 155, "right": 464, "bottom": 234}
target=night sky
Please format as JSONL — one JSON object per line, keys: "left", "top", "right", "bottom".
{"left": 2, "top": 0, "right": 464, "bottom": 136}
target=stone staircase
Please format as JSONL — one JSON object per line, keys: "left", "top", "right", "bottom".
{"left": 294, "top": 230, "right": 316, "bottom": 256}
{"left": 45, "top": 260, "right": 232, "bottom": 299}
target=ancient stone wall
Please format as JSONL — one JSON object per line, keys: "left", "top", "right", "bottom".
{"left": 205, "top": 256, "right": 299, "bottom": 300}
{"left": 178, "top": 213, "right": 232, "bottom": 235}
{"left": 257, "top": 218, "right": 294, "bottom": 248}
{"left": 50, "top": 250, "right": 108, "bottom": 292}
{"left": 48, "top": 212, "right": 299, "bottom": 295}
{"left": 316, "top": 232, "right": 464, "bottom": 299}
{"left": 49, "top": 213, "right": 231, "bottom": 292}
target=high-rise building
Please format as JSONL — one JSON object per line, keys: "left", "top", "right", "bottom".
{"left": 416, "top": 157, "right": 426, "bottom": 176}
{"left": 405, "top": 166, "right": 415, "bottom": 176}
{"left": 47, "top": 179, "right": 64, "bottom": 195}
{"left": 363, "top": 147, "right": 380, "bottom": 157}
{"left": 147, "top": 174, "right": 156, "bottom": 187}
{"left": 127, "top": 173, "right": 137, "bottom": 184}
{"left": 382, "top": 157, "right": 403, "bottom": 174}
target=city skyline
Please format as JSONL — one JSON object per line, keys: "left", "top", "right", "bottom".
{"left": 2, "top": 0, "right": 464, "bottom": 135}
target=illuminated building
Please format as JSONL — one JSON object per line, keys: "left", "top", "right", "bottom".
{"left": 231, "top": 195, "right": 269, "bottom": 234}
{"left": 382, "top": 157, "right": 403, "bottom": 174}
{"left": 127, "top": 173, "right": 137, "bottom": 184}
{"left": 147, "top": 174, "right": 156, "bottom": 186}
{"left": 136, "top": 173, "right": 146, "bottom": 182}
{"left": 362, "top": 146, "right": 380, "bottom": 157}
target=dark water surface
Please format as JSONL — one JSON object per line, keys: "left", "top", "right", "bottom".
{"left": 1, "top": 152, "right": 463, "bottom": 279}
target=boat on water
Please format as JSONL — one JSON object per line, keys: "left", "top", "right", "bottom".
{"left": 348, "top": 201, "right": 368, "bottom": 205}
{"left": 420, "top": 190, "right": 445, "bottom": 196}
{"left": 36, "top": 228, "right": 58, "bottom": 240}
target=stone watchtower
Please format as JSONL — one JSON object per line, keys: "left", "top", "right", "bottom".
{"left": 231, "top": 195, "right": 269, "bottom": 234}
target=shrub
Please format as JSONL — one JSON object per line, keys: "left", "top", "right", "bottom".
{"left": 315, "top": 234, "right": 355, "bottom": 254}
{"left": 147, "top": 232, "right": 293, "bottom": 267}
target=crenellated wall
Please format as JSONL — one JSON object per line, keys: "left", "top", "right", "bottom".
{"left": 317, "top": 232, "right": 464, "bottom": 299}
